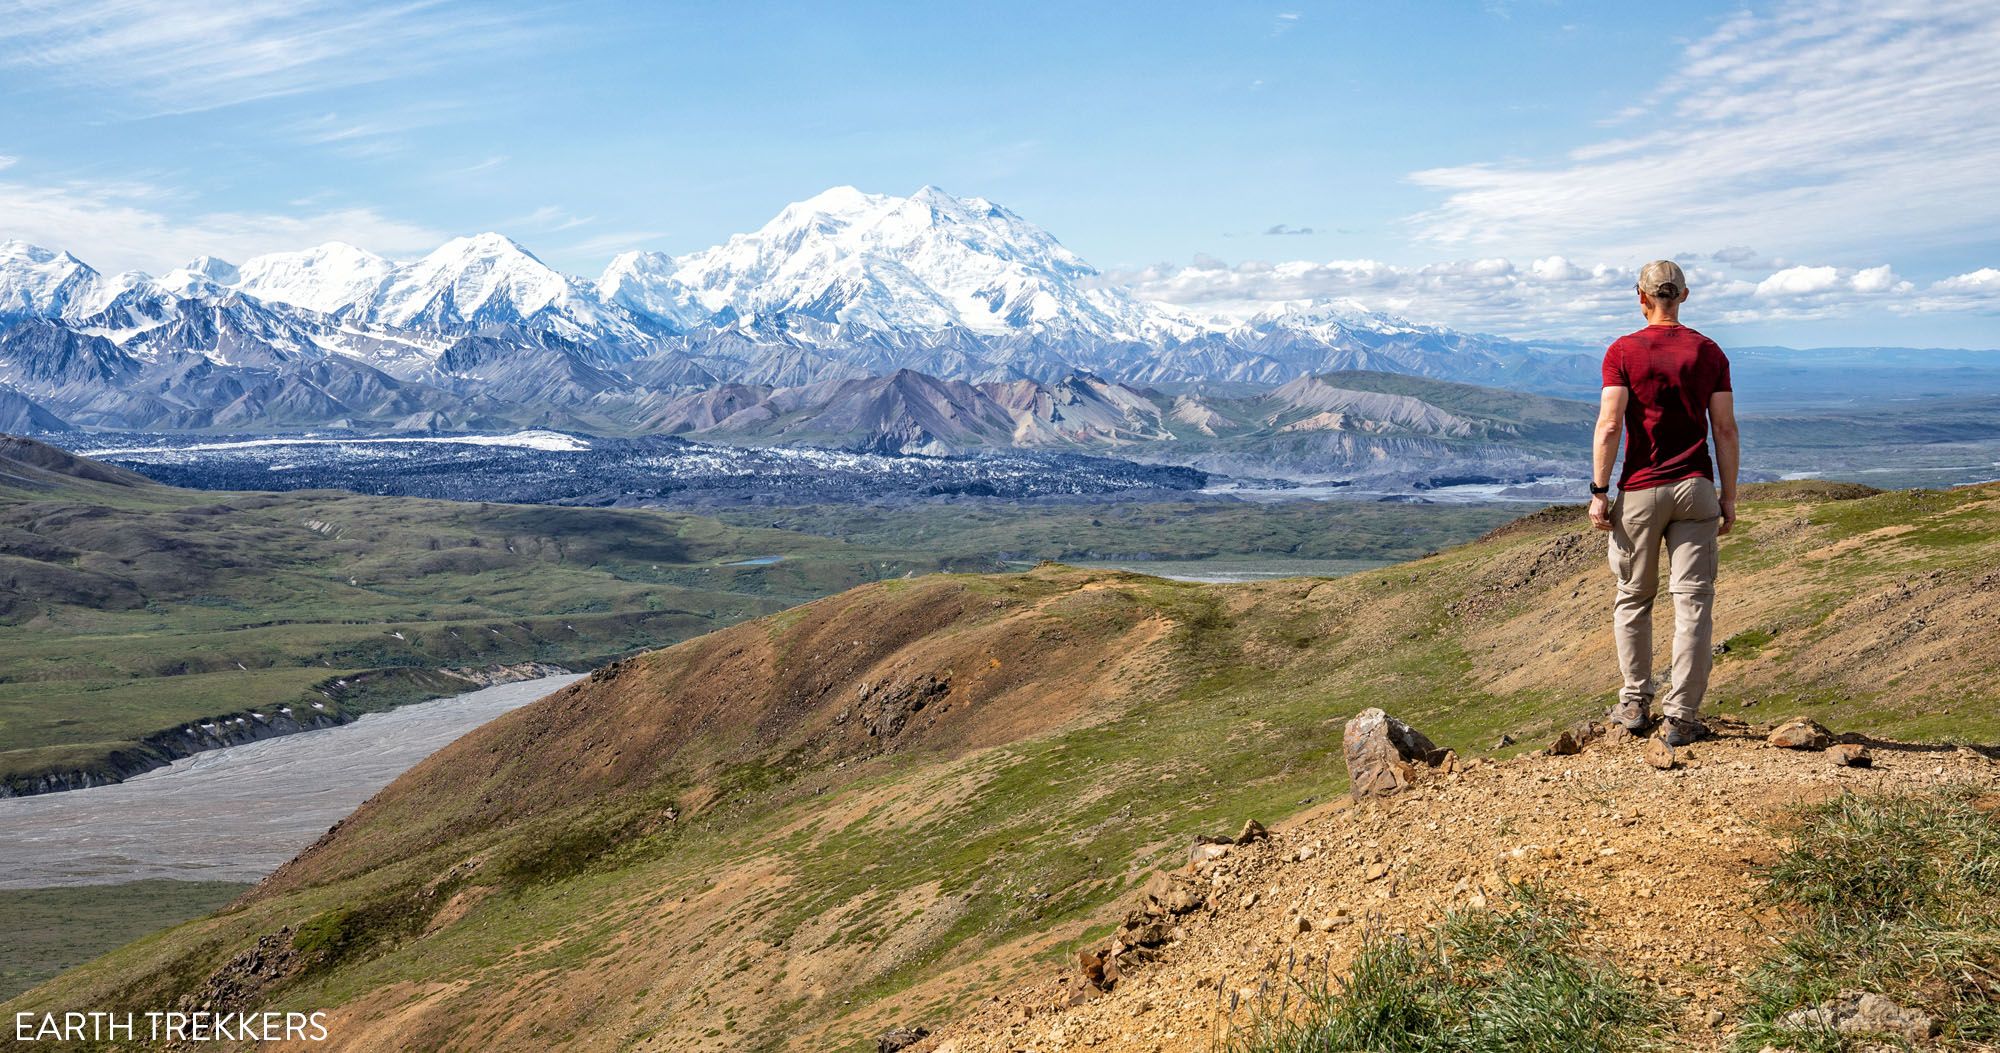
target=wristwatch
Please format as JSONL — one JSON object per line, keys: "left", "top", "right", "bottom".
{"left": 1589, "top": 483, "right": 1610, "bottom": 496}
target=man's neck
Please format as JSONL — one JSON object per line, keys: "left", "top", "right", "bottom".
{"left": 1645, "top": 313, "right": 1682, "bottom": 326}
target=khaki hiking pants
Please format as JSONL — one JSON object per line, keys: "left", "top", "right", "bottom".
{"left": 1609, "top": 476, "right": 1721, "bottom": 721}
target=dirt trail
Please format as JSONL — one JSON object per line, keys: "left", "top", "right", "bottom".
{"left": 926, "top": 724, "right": 1999, "bottom": 1053}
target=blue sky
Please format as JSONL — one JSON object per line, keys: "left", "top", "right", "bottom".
{"left": 1, "top": 0, "right": 1996, "bottom": 347}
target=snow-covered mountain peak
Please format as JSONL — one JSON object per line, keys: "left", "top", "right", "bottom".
{"left": 183, "top": 256, "right": 241, "bottom": 283}
{"left": 235, "top": 242, "right": 397, "bottom": 316}
{"left": 1241, "top": 297, "right": 1425, "bottom": 337}
{"left": 0, "top": 240, "right": 99, "bottom": 318}
{"left": 597, "top": 250, "right": 702, "bottom": 329}
{"left": 434, "top": 231, "right": 539, "bottom": 260}
{"left": 667, "top": 185, "right": 1159, "bottom": 339}
{"left": 156, "top": 256, "right": 240, "bottom": 299}
{"left": 370, "top": 232, "right": 578, "bottom": 329}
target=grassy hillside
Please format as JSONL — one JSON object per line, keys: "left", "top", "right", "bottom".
{"left": 10, "top": 478, "right": 1997, "bottom": 1050}
{"left": 0, "top": 438, "right": 1519, "bottom": 791}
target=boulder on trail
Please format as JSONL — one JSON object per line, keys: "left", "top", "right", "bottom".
{"left": 1830, "top": 743, "right": 1873, "bottom": 767}
{"left": 1768, "top": 717, "right": 1834, "bottom": 750}
{"left": 1234, "top": 819, "right": 1269, "bottom": 844}
{"left": 877, "top": 1026, "right": 930, "bottom": 1053}
{"left": 1343, "top": 708, "right": 1447, "bottom": 799}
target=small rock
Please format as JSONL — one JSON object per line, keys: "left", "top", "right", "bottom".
{"left": 1144, "top": 870, "right": 1207, "bottom": 915}
{"left": 1363, "top": 862, "right": 1390, "bottom": 882}
{"left": 878, "top": 1027, "right": 930, "bottom": 1053}
{"left": 1190, "top": 838, "right": 1232, "bottom": 864}
{"left": 1316, "top": 914, "right": 1353, "bottom": 930}
{"left": 1767, "top": 717, "right": 1833, "bottom": 750}
{"left": 1076, "top": 949, "right": 1108, "bottom": 990}
{"left": 1603, "top": 723, "right": 1634, "bottom": 746}
{"left": 1293, "top": 915, "right": 1312, "bottom": 934}
{"left": 1235, "top": 819, "right": 1269, "bottom": 844}
{"left": 1644, "top": 737, "right": 1676, "bottom": 770}
{"left": 1777, "top": 991, "right": 1934, "bottom": 1045}
{"left": 1703, "top": 1009, "right": 1725, "bottom": 1028}
{"left": 1239, "top": 892, "right": 1259, "bottom": 910}
{"left": 1830, "top": 743, "right": 1872, "bottom": 767}
{"left": 1549, "top": 730, "right": 1583, "bottom": 756}
{"left": 1495, "top": 733, "right": 1516, "bottom": 748}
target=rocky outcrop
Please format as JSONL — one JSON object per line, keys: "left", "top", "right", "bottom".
{"left": 180, "top": 927, "right": 305, "bottom": 1016}
{"left": 875, "top": 1026, "right": 929, "bottom": 1052}
{"left": 1342, "top": 708, "right": 1449, "bottom": 798}
{"left": 859, "top": 674, "right": 952, "bottom": 739}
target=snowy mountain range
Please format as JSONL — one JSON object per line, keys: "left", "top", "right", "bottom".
{"left": 0, "top": 186, "right": 1602, "bottom": 441}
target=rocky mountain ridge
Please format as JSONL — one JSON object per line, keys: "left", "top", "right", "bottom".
{"left": 0, "top": 187, "right": 1603, "bottom": 435}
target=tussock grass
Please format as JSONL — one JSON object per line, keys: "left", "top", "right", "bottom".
{"left": 1737, "top": 787, "right": 2000, "bottom": 1051}
{"left": 1225, "top": 884, "right": 1667, "bottom": 1053}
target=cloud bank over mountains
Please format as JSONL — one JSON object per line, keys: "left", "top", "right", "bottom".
{"left": 1116, "top": 253, "right": 1995, "bottom": 340}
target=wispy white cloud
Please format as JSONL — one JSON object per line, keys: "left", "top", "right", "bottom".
{"left": 1272, "top": 12, "right": 1301, "bottom": 36}
{"left": 1406, "top": 0, "right": 2000, "bottom": 260}
{"left": 0, "top": 0, "right": 546, "bottom": 115}
{"left": 1118, "top": 253, "right": 1997, "bottom": 339}
{"left": 282, "top": 103, "right": 462, "bottom": 157}
{"left": 0, "top": 174, "right": 446, "bottom": 271}
{"left": 508, "top": 205, "right": 594, "bottom": 233}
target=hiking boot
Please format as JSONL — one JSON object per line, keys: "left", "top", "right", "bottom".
{"left": 1607, "top": 697, "right": 1654, "bottom": 734}
{"left": 1657, "top": 716, "right": 1705, "bottom": 748}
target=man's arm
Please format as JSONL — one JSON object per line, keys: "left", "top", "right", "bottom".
{"left": 1589, "top": 386, "right": 1628, "bottom": 531}
{"left": 1710, "top": 390, "right": 1740, "bottom": 535}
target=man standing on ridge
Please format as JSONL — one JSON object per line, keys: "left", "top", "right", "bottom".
{"left": 1588, "top": 259, "right": 1740, "bottom": 749}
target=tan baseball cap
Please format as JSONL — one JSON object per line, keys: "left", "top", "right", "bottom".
{"left": 1637, "top": 259, "right": 1687, "bottom": 300}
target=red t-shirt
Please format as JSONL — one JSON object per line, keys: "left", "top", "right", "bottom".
{"left": 1600, "top": 324, "right": 1732, "bottom": 491}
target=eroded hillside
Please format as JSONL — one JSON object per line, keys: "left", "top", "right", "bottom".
{"left": 9, "top": 480, "right": 1999, "bottom": 1051}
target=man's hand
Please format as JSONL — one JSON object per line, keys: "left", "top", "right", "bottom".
{"left": 1589, "top": 493, "right": 1613, "bottom": 531}
{"left": 1718, "top": 495, "right": 1736, "bottom": 536}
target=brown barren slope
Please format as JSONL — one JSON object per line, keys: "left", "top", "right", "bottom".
{"left": 929, "top": 727, "right": 1998, "bottom": 1053}
{"left": 8, "top": 481, "right": 1999, "bottom": 1051}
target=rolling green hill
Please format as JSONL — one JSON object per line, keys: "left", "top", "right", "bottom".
{"left": 10, "top": 477, "right": 1996, "bottom": 1050}
{"left": 0, "top": 438, "right": 1516, "bottom": 794}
